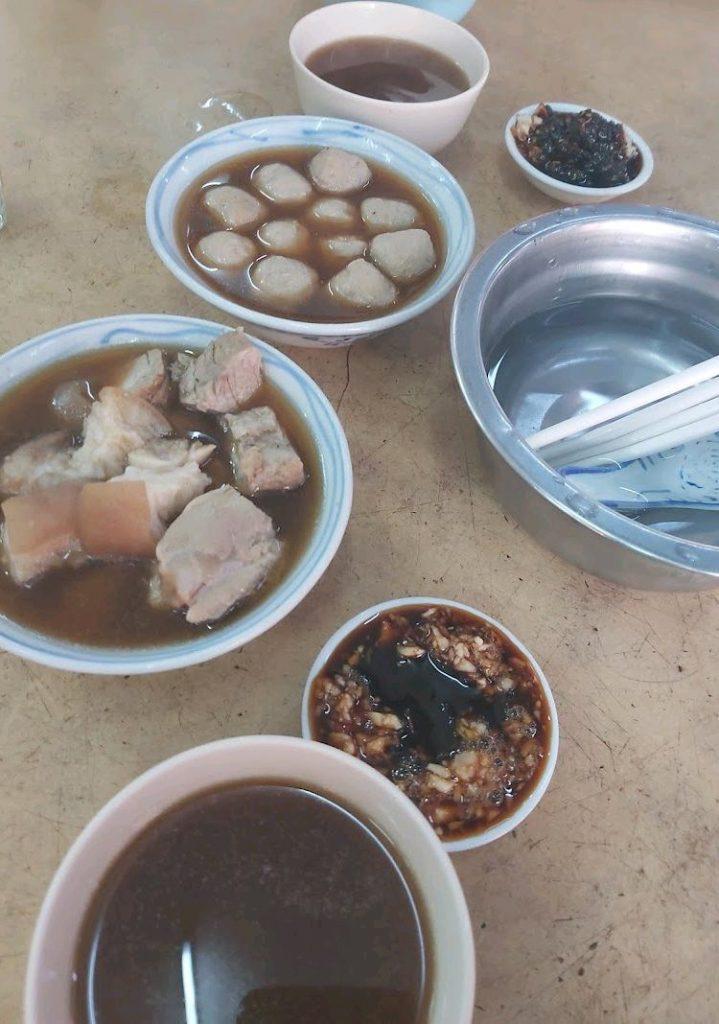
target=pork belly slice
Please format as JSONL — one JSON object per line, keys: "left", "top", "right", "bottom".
{"left": 71, "top": 387, "right": 172, "bottom": 481}
{"left": 175, "top": 330, "right": 263, "bottom": 414}
{"left": 77, "top": 481, "right": 161, "bottom": 559}
{"left": 0, "top": 432, "right": 76, "bottom": 496}
{"left": 221, "top": 407, "right": 305, "bottom": 495}
{"left": 116, "top": 349, "right": 170, "bottom": 406}
{"left": 154, "top": 485, "right": 282, "bottom": 624}
{"left": 113, "top": 439, "right": 214, "bottom": 523}
{"left": 1, "top": 483, "right": 84, "bottom": 584}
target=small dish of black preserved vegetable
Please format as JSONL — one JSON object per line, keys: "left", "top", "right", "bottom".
{"left": 511, "top": 103, "right": 642, "bottom": 188}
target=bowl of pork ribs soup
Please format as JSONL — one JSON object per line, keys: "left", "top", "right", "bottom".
{"left": 0, "top": 314, "right": 352, "bottom": 674}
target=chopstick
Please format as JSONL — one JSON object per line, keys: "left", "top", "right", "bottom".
{"left": 560, "top": 406, "right": 719, "bottom": 468}
{"left": 527, "top": 352, "right": 719, "bottom": 451}
{"left": 541, "top": 377, "right": 719, "bottom": 466}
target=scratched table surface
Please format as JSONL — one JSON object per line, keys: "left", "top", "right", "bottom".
{"left": 1, "top": 0, "right": 717, "bottom": 1021}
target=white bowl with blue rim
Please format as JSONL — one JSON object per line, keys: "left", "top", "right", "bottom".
{"left": 146, "top": 115, "right": 475, "bottom": 349}
{"left": 0, "top": 314, "right": 352, "bottom": 675}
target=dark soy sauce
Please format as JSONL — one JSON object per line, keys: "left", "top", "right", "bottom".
{"left": 72, "top": 783, "right": 430, "bottom": 1024}
{"left": 306, "top": 37, "right": 470, "bottom": 103}
{"left": 366, "top": 644, "right": 507, "bottom": 761}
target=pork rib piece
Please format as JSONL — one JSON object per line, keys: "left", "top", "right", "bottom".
{"left": 117, "top": 349, "right": 170, "bottom": 406}
{"left": 221, "top": 407, "right": 305, "bottom": 495}
{"left": 175, "top": 331, "right": 263, "bottom": 414}
{"left": 154, "top": 485, "right": 282, "bottom": 624}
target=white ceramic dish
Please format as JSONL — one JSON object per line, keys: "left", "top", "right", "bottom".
{"left": 290, "top": 2, "right": 490, "bottom": 153}
{"left": 146, "top": 114, "right": 475, "bottom": 348}
{"left": 0, "top": 314, "right": 352, "bottom": 675}
{"left": 301, "top": 597, "right": 559, "bottom": 853}
{"left": 505, "top": 102, "right": 654, "bottom": 204}
{"left": 323, "top": 0, "right": 477, "bottom": 23}
{"left": 24, "top": 735, "right": 476, "bottom": 1024}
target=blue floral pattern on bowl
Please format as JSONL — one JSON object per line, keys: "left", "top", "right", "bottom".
{"left": 0, "top": 314, "right": 352, "bottom": 674}
{"left": 146, "top": 115, "right": 475, "bottom": 348}
{"left": 563, "top": 435, "right": 719, "bottom": 510}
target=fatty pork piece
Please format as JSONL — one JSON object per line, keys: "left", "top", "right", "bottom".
{"left": 71, "top": 387, "right": 172, "bottom": 480}
{"left": 360, "top": 197, "right": 419, "bottom": 233}
{"left": 202, "top": 185, "right": 267, "bottom": 230}
{"left": 113, "top": 438, "right": 214, "bottom": 523}
{"left": 153, "top": 486, "right": 282, "bottom": 624}
{"left": 369, "top": 228, "right": 436, "bottom": 283}
{"left": 221, "top": 407, "right": 305, "bottom": 495}
{"left": 117, "top": 349, "right": 170, "bottom": 406}
{"left": 308, "top": 148, "right": 371, "bottom": 195}
{"left": 194, "top": 232, "right": 256, "bottom": 269}
{"left": 1, "top": 483, "right": 84, "bottom": 584}
{"left": 77, "top": 480, "right": 161, "bottom": 559}
{"left": 0, "top": 432, "right": 76, "bottom": 495}
{"left": 329, "top": 258, "right": 398, "bottom": 310}
{"left": 175, "top": 330, "right": 262, "bottom": 414}
{"left": 253, "top": 163, "right": 313, "bottom": 205}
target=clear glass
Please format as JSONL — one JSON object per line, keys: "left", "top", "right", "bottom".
{"left": 189, "top": 91, "right": 272, "bottom": 137}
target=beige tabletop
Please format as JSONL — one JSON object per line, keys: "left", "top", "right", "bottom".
{"left": 1, "top": 0, "right": 718, "bottom": 1021}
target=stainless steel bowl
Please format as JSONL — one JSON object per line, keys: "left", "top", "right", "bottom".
{"left": 451, "top": 204, "right": 719, "bottom": 590}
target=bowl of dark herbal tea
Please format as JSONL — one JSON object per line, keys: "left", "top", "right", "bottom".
{"left": 303, "top": 598, "right": 559, "bottom": 852}
{"left": 290, "top": 2, "right": 490, "bottom": 152}
{"left": 24, "top": 735, "right": 476, "bottom": 1024}
{"left": 0, "top": 314, "right": 351, "bottom": 674}
{"left": 505, "top": 102, "right": 653, "bottom": 203}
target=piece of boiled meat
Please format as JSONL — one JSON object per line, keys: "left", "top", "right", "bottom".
{"left": 194, "top": 231, "right": 256, "bottom": 269}
{"left": 308, "top": 148, "right": 371, "bottom": 195}
{"left": 202, "top": 185, "right": 267, "bottom": 230}
{"left": 71, "top": 387, "right": 172, "bottom": 480}
{"left": 0, "top": 432, "right": 76, "bottom": 495}
{"left": 1, "top": 483, "right": 83, "bottom": 584}
{"left": 113, "top": 438, "right": 214, "bottom": 523}
{"left": 253, "top": 163, "right": 313, "bottom": 205}
{"left": 329, "top": 258, "right": 397, "bottom": 309}
{"left": 117, "top": 349, "right": 170, "bottom": 406}
{"left": 176, "top": 331, "right": 263, "bottom": 414}
{"left": 222, "top": 407, "right": 305, "bottom": 495}
{"left": 153, "top": 485, "right": 281, "bottom": 623}
{"left": 77, "top": 480, "right": 161, "bottom": 559}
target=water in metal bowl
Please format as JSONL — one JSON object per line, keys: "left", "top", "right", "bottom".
{"left": 452, "top": 205, "right": 719, "bottom": 589}
{"left": 488, "top": 295, "right": 719, "bottom": 543}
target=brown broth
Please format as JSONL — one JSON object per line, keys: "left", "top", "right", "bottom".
{"left": 0, "top": 346, "right": 322, "bottom": 648}
{"left": 307, "top": 37, "right": 470, "bottom": 103}
{"left": 176, "top": 146, "right": 445, "bottom": 323}
{"left": 72, "top": 782, "right": 430, "bottom": 1024}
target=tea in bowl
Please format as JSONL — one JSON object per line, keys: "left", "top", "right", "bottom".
{"left": 24, "top": 736, "right": 475, "bottom": 1023}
